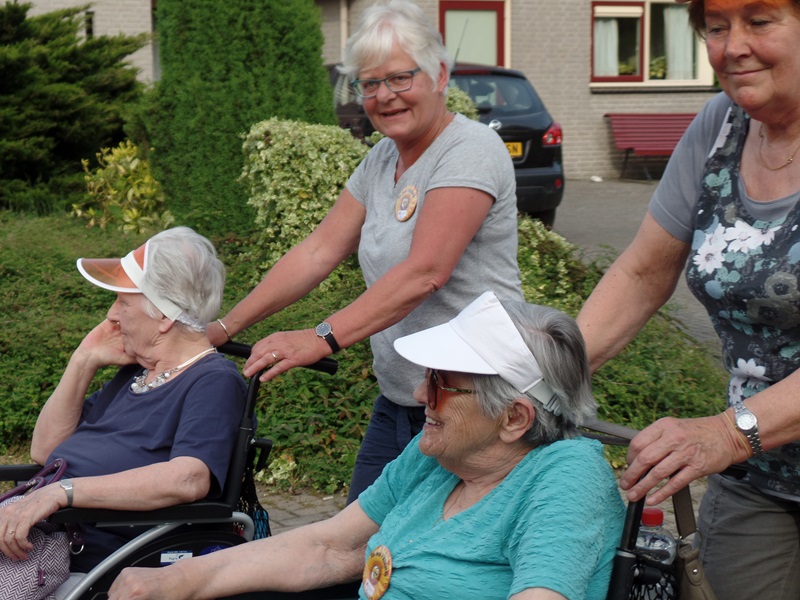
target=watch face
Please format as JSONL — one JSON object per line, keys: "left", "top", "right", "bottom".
{"left": 316, "top": 322, "right": 332, "bottom": 337}
{"left": 737, "top": 412, "right": 757, "bottom": 432}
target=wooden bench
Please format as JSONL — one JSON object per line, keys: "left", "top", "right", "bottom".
{"left": 604, "top": 113, "right": 696, "bottom": 179}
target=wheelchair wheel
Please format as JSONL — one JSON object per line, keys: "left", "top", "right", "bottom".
{"left": 77, "top": 527, "right": 247, "bottom": 599}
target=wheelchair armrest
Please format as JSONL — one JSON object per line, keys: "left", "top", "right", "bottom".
{"left": 0, "top": 463, "right": 42, "bottom": 483}
{"left": 50, "top": 500, "right": 234, "bottom": 527}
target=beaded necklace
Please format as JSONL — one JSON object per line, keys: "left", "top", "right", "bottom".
{"left": 130, "top": 347, "right": 216, "bottom": 394}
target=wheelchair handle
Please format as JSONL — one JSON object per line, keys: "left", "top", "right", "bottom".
{"left": 217, "top": 341, "right": 338, "bottom": 375}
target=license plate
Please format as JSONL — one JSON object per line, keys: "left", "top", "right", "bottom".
{"left": 505, "top": 142, "right": 523, "bottom": 158}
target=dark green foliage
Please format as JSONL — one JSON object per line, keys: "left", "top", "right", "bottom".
{"left": 144, "top": 0, "right": 336, "bottom": 237}
{"left": 0, "top": 2, "right": 145, "bottom": 214}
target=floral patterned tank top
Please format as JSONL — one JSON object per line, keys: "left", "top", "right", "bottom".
{"left": 686, "top": 103, "right": 800, "bottom": 497}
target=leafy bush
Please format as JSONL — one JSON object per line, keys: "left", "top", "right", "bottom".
{"left": 0, "top": 2, "right": 145, "bottom": 214}
{"left": 240, "top": 119, "right": 368, "bottom": 279}
{"left": 447, "top": 86, "right": 479, "bottom": 121}
{"left": 144, "top": 0, "right": 336, "bottom": 238}
{"left": 73, "top": 141, "right": 174, "bottom": 235}
{"left": 0, "top": 214, "right": 145, "bottom": 449}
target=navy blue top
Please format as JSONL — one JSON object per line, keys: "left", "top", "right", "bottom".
{"left": 48, "top": 353, "right": 246, "bottom": 572}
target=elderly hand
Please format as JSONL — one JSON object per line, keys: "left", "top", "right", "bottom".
{"left": 619, "top": 414, "right": 745, "bottom": 505}
{"left": 77, "top": 319, "right": 135, "bottom": 370}
{"left": 244, "top": 329, "right": 329, "bottom": 381}
{"left": 0, "top": 485, "right": 65, "bottom": 561}
{"left": 109, "top": 566, "right": 188, "bottom": 600}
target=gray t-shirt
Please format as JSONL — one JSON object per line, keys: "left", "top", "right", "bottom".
{"left": 650, "top": 92, "right": 800, "bottom": 242}
{"left": 347, "top": 113, "right": 524, "bottom": 406}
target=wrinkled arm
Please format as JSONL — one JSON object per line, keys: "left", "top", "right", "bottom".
{"left": 511, "top": 589, "right": 567, "bottom": 600}
{"left": 108, "top": 501, "right": 378, "bottom": 600}
{"left": 208, "top": 190, "right": 366, "bottom": 347}
{"left": 623, "top": 366, "right": 800, "bottom": 504}
{"left": 577, "top": 212, "right": 691, "bottom": 373}
{"left": 0, "top": 457, "right": 210, "bottom": 561}
{"left": 31, "top": 319, "right": 134, "bottom": 462}
{"left": 244, "top": 186, "right": 493, "bottom": 379}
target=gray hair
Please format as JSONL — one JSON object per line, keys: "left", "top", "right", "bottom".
{"left": 341, "top": 0, "right": 453, "bottom": 94}
{"left": 471, "top": 301, "right": 596, "bottom": 446}
{"left": 140, "top": 227, "right": 225, "bottom": 331}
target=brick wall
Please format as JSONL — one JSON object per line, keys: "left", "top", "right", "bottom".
{"left": 27, "top": 0, "right": 155, "bottom": 82}
{"left": 505, "top": 0, "right": 714, "bottom": 180}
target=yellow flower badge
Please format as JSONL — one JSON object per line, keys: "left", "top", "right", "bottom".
{"left": 362, "top": 545, "right": 392, "bottom": 600}
{"left": 395, "top": 185, "right": 418, "bottom": 222}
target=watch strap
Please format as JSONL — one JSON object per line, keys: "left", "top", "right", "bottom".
{"left": 60, "top": 479, "right": 74, "bottom": 507}
{"left": 316, "top": 322, "right": 340, "bottom": 354}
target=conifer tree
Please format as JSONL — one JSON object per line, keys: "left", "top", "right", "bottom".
{"left": 0, "top": 2, "right": 145, "bottom": 213}
{"left": 149, "top": 0, "right": 336, "bottom": 236}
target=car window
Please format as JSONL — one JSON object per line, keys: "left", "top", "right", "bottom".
{"left": 331, "top": 69, "right": 358, "bottom": 109}
{"left": 449, "top": 74, "right": 544, "bottom": 115}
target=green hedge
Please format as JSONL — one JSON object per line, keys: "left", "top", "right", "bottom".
{"left": 143, "top": 0, "right": 336, "bottom": 238}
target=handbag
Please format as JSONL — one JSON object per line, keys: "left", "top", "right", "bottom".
{"left": 0, "top": 459, "right": 72, "bottom": 600}
{"left": 671, "top": 486, "right": 717, "bottom": 600}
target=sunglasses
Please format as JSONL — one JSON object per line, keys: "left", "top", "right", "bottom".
{"left": 425, "top": 369, "right": 475, "bottom": 410}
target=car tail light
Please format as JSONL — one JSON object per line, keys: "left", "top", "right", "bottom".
{"left": 542, "top": 123, "right": 562, "bottom": 146}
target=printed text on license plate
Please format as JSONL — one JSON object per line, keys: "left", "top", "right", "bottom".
{"left": 505, "top": 142, "right": 522, "bottom": 158}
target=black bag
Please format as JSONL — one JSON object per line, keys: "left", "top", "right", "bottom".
{"left": 0, "top": 459, "right": 71, "bottom": 600}
{"left": 235, "top": 442, "right": 271, "bottom": 540}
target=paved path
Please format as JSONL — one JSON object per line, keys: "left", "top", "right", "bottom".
{"left": 259, "top": 177, "right": 713, "bottom": 536}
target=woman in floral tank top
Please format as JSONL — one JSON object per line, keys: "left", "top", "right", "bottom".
{"left": 578, "top": 0, "right": 800, "bottom": 598}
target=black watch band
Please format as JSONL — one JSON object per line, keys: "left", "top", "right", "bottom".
{"left": 315, "top": 321, "right": 340, "bottom": 354}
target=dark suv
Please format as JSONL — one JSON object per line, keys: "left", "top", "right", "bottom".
{"left": 449, "top": 64, "right": 563, "bottom": 226}
{"left": 328, "top": 63, "right": 564, "bottom": 226}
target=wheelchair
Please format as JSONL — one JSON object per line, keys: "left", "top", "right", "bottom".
{"left": 1, "top": 349, "right": 710, "bottom": 600}
{"left": 0, "top": 341, "right": 359, "bottom": 600}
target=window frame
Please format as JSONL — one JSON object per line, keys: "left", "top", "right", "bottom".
{"left": 439, "top": 1, "right": 505, "bottom": 67}
{"left": 590, "top": 0, "right": 714, "bottom": 89}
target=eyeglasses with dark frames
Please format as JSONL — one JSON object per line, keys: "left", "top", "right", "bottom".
{"left": 425, "top": 368, "right": 475, "bottom": 411}
{"left": 351, "top": 67, "right": 422, "bottom": 99}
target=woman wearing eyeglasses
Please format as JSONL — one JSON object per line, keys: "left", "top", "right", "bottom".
{"left": 110, "top": 292, "right": 624, "bottom": 600}
{"left": 207, "top": 0, "right": 523, "bottom": 503}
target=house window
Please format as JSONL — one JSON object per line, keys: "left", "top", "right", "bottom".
{"left": 591, "top": 1, "right": 712, "bottom": 87}
{"left": 85, "top": 10, "right": 94, "bottom": 38}
{"left": 440, "top": 1, "right": 504, "bottom": 66}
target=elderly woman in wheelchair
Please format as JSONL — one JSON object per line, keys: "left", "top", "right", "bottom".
{"left": 0, "top": 226, "right": 246, "bottom": 596}
{"left": 111, "top": 292, "right": 625, "bottom": 600}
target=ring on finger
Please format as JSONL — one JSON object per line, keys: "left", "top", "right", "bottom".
{"left": 271, "top": 351, "right": 279, "bottom": 362}
{"left": 6, "top": 529, "right": 14, "bottom": 535}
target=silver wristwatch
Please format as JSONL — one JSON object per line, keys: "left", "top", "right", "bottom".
{"left": 733, "top": 402, "right": 763, "bottom": 456}
{"left": 59, "top": 479, "right": 74, "bottom": 507}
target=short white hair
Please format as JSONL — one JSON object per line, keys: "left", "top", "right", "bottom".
{"left": 341, "top": 0, "right": 453, "bottom": 93}
{"left": 141, "top": 227, "right": 225, "bottom": 330}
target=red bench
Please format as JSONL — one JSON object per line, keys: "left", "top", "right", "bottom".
{"left": 604, "top": 113, "right": 696, "bottom": 179}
